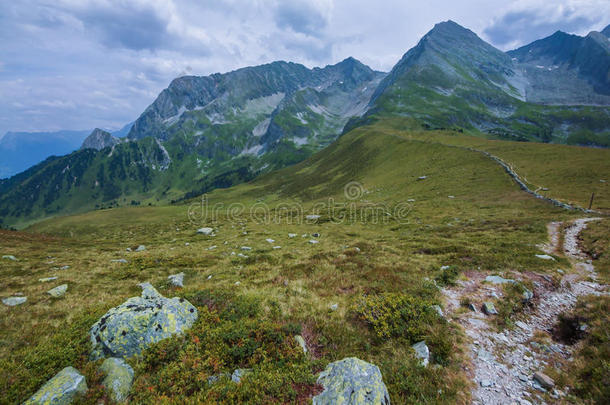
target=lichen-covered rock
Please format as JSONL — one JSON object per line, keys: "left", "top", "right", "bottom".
{"left": 24, "top": 366, "right": 87, "bottom": 404}
{"left": 89, "top": 283, "right": 197, "bottom": 359}
{"left": 168, "top": 272, "right": 185, "bottom": 287}
{"left": 313, "top": 357, "right": 390, "bottom": 405}
{"left": 100, "top": 357, "right": 134, "bottom": 402}
{"left": 412, "top": 341, "right": 430, "bottom": 367}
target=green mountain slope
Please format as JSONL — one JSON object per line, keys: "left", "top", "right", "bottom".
{"left": 364, "top": 21, "right": 610, "bottom": 144}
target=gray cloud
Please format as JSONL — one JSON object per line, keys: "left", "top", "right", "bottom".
{"left": 274, "top": 0, "right": 331, "bottom": 37}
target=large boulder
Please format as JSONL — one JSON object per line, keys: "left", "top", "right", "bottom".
{"left": 100, "top": 357, "right": 134, "bottom": 402}
{"left": 24, "top": 366, "right": 87, "bottom": 404}
{"left": 89, "top": 283, "right": 197, "bottom": 359}
{"left": 313, "top": 357, "right": 390, "bottom": 404}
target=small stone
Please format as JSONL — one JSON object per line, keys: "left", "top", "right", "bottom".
{"left": 557, "top": 269, "right": 564, "bottom": 274}
{"left": 2, "top": 255, "right": 17, "bottom": 261}
{"left": 418, "top": 176, "right": 427, "bottom": 180}
{"left": 485, "top": 275, "right": 515, "bottom": 284}
{"left": 231, "top": 368, "right": 252, "bottom": 383}
{"left": 448, "top": 195, "right": 455, "bottom": 199}
{"left": 111, "top": 259, "right": 128, "bottom": 264}
{"left": 330, "top": 303, "right": 338, "bottom": 311}
{"left": 207, "top": 275, "right": 212, "bottom": 280}
{"left": 207, "top": 373, "right": 229, "bottom": 385}
{"left": 185, "top": 242, "right": 190, "bottom": 246}
{"left": 515, "top": 321, "right": 530, "bottom": 331}
{"left": 168, "top": 272, "right": 185, "bottom": 288}
{"left": 288, "top": 233, "right": 297, "bottom": 238}
{"left": 440, "top": 265, "right": 450, "bottom": 270}
{"left": 47, "top": 284, "right": 68, "bottom": 298}
{"left": 265, "top": 238, "right": 275, "bottom": 243}
{"left": 197, "top": 227, "right": 214, "bottom": 236}
{"left": 126, "top": 247, "right": 132, "bottom": 252}
{"left": 533, "top": 372, "right": 554, "bottom": 389}
{"left": 431, "top": 305, "right": 444, "bottom": 318}
{"left": 412, "top": 341, "right": 430, "bottom": 367}
{"left": 234, "top": 281, "right": 241, "bottom": 286}
{"left": 39, "top": 276, "right": 58, "bottom": 282}
{"left": 295, "top": 335, "right": 307, "bottom": 354}
{"left": 305, "top": 215, "right": 320, "bottom": 220}
{"left": 309, "top": 240, "right": 319, "bottom": 244}
{"left": 519, "top": 374, "right": 528, "bottom": 382}
{"left": 25, "top": 366, "right": 87, "bottom": 404}
{"left": 60, "top": 265, "right": 70, "bottom": 270}
{"left": 273, "top": 246, "right": 282, "bottom": 249}
{"left": 241, "top": 246, "right": 252, "bottom": 251}
{"left": 480, "top": 379, "right": 493, "bottom": 387}
{"left": 535, "top": 254, "right": 555, "bottom": 261}
{"left": 522, "top": 288, "right": 534, "bottom": 301}
{"left": 468, "top": 303, "right": 477, "bottom": 312}
{"left": 482, "top": 302, "right": 498, "bottom": 315}
{"left": 208, "top": 245, "right": 217, "bottom": 250}
{"left": 2, "top": 296, "right": 27, "bottom": 306}
{"left": 135, "top": 245, "right": 146, "bottom": 252}
{"left": 100, "top": 357, "right": 134, "bottom": 402}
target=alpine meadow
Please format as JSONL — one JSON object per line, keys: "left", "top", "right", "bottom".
{"left": 1, "top": 4, "right": 609, "bottom": 405}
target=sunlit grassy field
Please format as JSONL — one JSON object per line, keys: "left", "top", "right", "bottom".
{"left": 1, "top": 121, "right": 606, "bottom": 404}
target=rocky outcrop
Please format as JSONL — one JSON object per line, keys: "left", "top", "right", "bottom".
{"left": 80, "top": 128, "right": 119, "bottom": 151}
{"left": 313, "top": 357, "right": 390, "bottom": 404}
{"left": 100, "top": 357, "right": 134, "bottom": 402}
{"left": 89, "top": 283, "right": 197, "bottom": 359}
{"left": 24, "top": 366, "right": 87, "bottom": 404}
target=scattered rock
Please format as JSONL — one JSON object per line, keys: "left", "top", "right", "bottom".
{"left": 313, "top": 357, "right": 390, "bottom": 405}
{"left": 533, "top": 372, "right": 554, "bottom": 389}
{"left": 168, "top": 272, "right": 185, "bottom": 288}
{"left": 306, "top": 215, "right": 321, "bottom": 220}
{"left": 480, "top": 379, "right": 493, "bottom": 388}
{"left": 197, "top": 227, "right": 214, "bottom": 236}
{"left": 89, "top": 283, "right": 197, "bottom": 359}
{"left": 126, "top": 248, "right": 132, "bottom": 252}
{"left": 111, "top": 259, "right": 128, "bottom": 264}
{"left": 535, "top": 254, "right": 555, "bottom": 261}
{"left": 135, "top": 245, "right": 146, "bottom": 252}
{"left": 468, "top": 303, "right": 477, "bottom": 312}
{"left": 448, "top": 195, "right": 455, "bottom": 199}
{"left": 309, "top": 240, "right": 319, "bottom": 244}
{"left": 2, "top": 255, "right": 17, "bottom": 261}
{"left": 231, "top": 368, "right": 252, "bottom": 383}
{"left": 288, "top": 233, "right": 297, "bottom": 238}
{"left": 25, "top": 366, "right": 87, "bottom": 404}
{"left": 2, "top": 296, "right": 27, "bottom": 306}
{"left": 100, "top": 357, "right": 134, "bottom": 403}
{"left": 417, "top": 176, "right": 427, "bottom": 180}
{"left": 295, "top": 335, "right": 307, "bottom": 354}
{"left": 208, "top": 245, "right": 217, "bottom": 250}
{"left": 60, "top": 265, "right": 70, "bottom": 270}
{"left": 482, "top": 302, "right": 498, "bottom": 315}
{"left": 39, "top": 276, "right": 58, "bottom": 282}
{"left": 330, "top": 303, "right": 338, "bottom": 311}
{"left": 440, "top": 265, "right": 450, "bottom": 271}
{"left": 273, "top": 246, "right": 282, "bottom": 249}
{"left": 485, "top": 275, "right": 515, "bottom": 284}
{"left": 265, "top": 238, "right": 275, "bottom": 243}
{"left": 412, "top": 341, "right": 430, "bottom": 366}
{"left": 47, "top": 284, "right": 68, "bottom": 298}
{"left": 241, "top": 246, "right": 252, "bottom": 251}
{"left": 207, "top": 373, "right": 229, "bottom": 385}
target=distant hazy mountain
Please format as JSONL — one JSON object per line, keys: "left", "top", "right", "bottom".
{"left": 0, "top": 130, "right": 90, "bottom": 179}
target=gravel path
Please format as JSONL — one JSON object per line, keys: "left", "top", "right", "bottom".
{"left": 443, "top": 218, "right": 606, "bottom": 405}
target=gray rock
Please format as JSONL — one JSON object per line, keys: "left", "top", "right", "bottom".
{"left": 522, "top": 288, "right": 534, "bottom": 301}
{"left": 482, "top": 302, "right": 498, "bottom": 315}
{"left": 47, "top": 284, "right": 68, "bottom": 298}
{"left": 135, "top": 245, "right": 146, "bottom": 252}
{"left": 288, "top": 233, "right": 297, "bottom": 238}
{"left": 231, "top": 368, "right": 252, "bottom": 383}
{"left": 480, "top": 379, "right": 493, "bottom": 387}
{"left": 305, "top": 215, "right": 321, "bottom": 220}
{"left": 417, "top": 176, "right": 427, "bottom": 180}
{"left": 2, "top": 296, "right": 27, "bottom": 306}
{"left": 431, "top": 305, "right": 444, "bottom": 318}
{"left": 100, "top": 357, "right": 134, "bottom": 402}
{"left": 207, "top": 373, "right": 230, "bottom": 385}
{"left": 241, "top": 246, "right": 252, "bottom": 251}
{"left": 412, "top": 341, "right": 430, "bottom": 367}
{"left": 309, "top": 240, "right": 319, "bottom": 244}
{"left": 197, "top": 227, "right": 214, "bottom": 236}
{"left": 39, "top": 276, "right": 59, "bottom": 282}
{"left": 89, "top": 283, "right": 197, "bottom": 359}
{"left": 168, "top": 272, "right": 185, "bottom": 288}
{"left": 111, "top": 259, "right": 128, "bottom": 264}
{"left": 313, "top": 357, "right": 390, "bottom": 405}
{"left": 24, "top": 366, "right": 87, "bottom": 404}
{"left": 330, "top": 303, "right": 338, "bottom": 311}
{"left": 533, "top": 372, "right": 554, "bottom": 389}
{"left": 2, "top": 255, "right": 17, "bottom": 261}
{"left": 295, "top": 335, "right": 307, "bottom": 354}
{"left": 467, "top": 303, "right": 477, "bottom": 312}
{"left": 485, "top": 275, "right": 515, "bottom": 284}
{"left": 265, "top": 238, "right": 275, "bottom": 243}
{"left": 535, "top": 254, "right": 555, "bottom": 261}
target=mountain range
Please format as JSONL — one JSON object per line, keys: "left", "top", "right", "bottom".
{"left": 0, "top": 20, "right": 608, "bottom": 228}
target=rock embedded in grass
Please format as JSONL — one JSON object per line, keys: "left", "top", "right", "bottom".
{"left": 482, "top": 302, "right": 498, "bottom": 315}
{"left": 197, "top": 227, "right": 214, "bottom": 236}
{"left": 309, "top": 240, "right": 319, "bottom": 244}
{"left": 295, "top": 335, "right": 308, "bottom": 354}
{"left": 39, "top": 276, "right": 58, "bottom": 282}
{"left": 2, "top": 255, "right": 17, "bottom": 261}
{"left": 110, "top": 259, "right": 128, "bottom": 264}
{"left": 412, "top": 341, "right": 430, "bottom": 366}
{"left": 485, "top": 275, "right": 515, "bottom": 284}
{"left": 89, "top": 282, "right": 197, "bottom": 360}
{"left": 2, "top": 296, "right": 27, "bottom": 306}
{"left": 313, "top": 357, "right": 390, "bottom": 405}
{"left": 231, "top": 368, "right": 252, "bottom": 383}
{"left": 288, "top": 233, "right": 297, "bottom": 238}
{"left": 100, "top": 357, "right": 134, "bottom": 403}
{"left": 47, "top": 284, "right": 68, "bottom": 297}
{"left": 25, "top": 366, "right": 87, "bottom": 404}
{"left": 168, "top": 272, "right": 185, "bottom": 287}
{"left": 135, "top": 245, "right": 146, "bottom": 252}
{"left": 533, "top": 372, "right": 555, "bottom": 389}
{"left": 535, "top": 254, "right": 555, "bottom": 260}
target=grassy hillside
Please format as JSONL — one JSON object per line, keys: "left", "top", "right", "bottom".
{"left": 1, "top": 120, "right": 605, "bottom": 403}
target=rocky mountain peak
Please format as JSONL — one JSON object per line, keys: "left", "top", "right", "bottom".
{"left": 80, "top": 128, "right": 119, "bottom": 151}
{"left": 601, "top": 24, "right": 610, "bottom": 38}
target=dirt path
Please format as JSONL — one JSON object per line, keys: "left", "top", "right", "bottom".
{"left": 442, "top": 218, "right": 606, "bottom": 405}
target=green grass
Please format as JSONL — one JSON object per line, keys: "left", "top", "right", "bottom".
{"left": 1, "top": 118, "right": 607, "bottom": 403}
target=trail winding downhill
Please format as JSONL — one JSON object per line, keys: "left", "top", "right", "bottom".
{"left": 442, "top": 218, "right": 606, "bottom": 405}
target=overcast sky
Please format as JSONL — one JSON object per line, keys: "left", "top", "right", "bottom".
{"left": 1, "top": 0, "right": 608, "bottom": 137}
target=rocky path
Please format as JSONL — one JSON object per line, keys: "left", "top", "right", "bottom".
{"left": 442, "top": 218, "right": 606, "bottom": 405}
